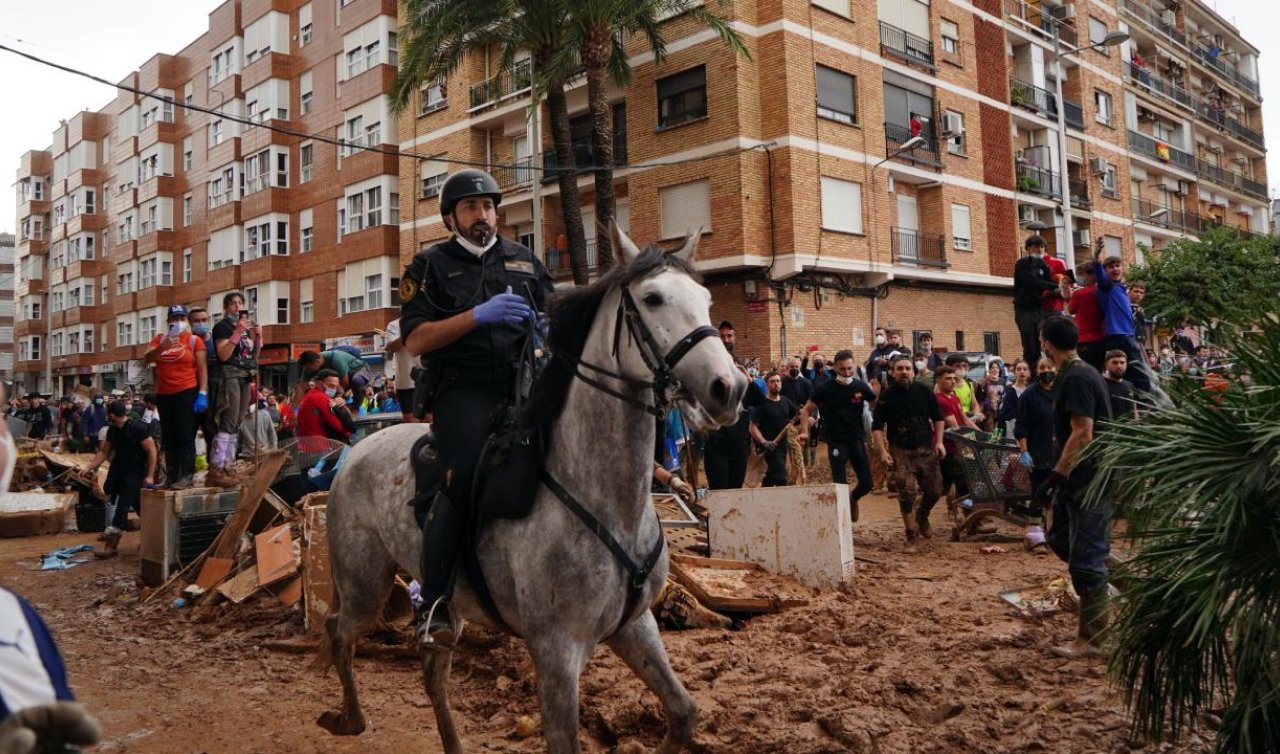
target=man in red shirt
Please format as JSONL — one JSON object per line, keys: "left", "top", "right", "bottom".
{"left": 1042, "top": 248, "right": 1068, "bottom": 315}
{"left": 934, "top": 366, "right": 979, "bottom": 510}
{"left": 1066, "top": 262, "right": 1106, "bottom": 369}
{"left": 295, "top": 370, "right": 354, "bottom": 454}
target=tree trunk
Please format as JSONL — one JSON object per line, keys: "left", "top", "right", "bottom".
{"left": 546, "top": 82, "right": 590, "bottom": 286}
{"left": 583, "top": 25, "right": 615, "bottom": 273}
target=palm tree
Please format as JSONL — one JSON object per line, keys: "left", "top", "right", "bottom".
{"left": 568, "top": 0, "right": 747, "bottom": 270}
{"left": 394, "top": 0, "right": 593, "bottom": 285}
{"left": 1085, "top": 319, "right": 1280, "bottom": 753}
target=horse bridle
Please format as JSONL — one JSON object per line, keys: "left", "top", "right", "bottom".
{"left": 567, "top": 285, "right": 720, "bottom": 419}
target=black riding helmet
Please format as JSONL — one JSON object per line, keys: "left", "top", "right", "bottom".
{"left": 439, "top": 169, "right": 502, "bottom": 216}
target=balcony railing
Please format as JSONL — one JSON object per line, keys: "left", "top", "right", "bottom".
{"left": 890, "top": 229, "right": 948, "bottom": 269}
{"left": 1003, "top": 0, "right": 1078, "bottom": 47}
{"left": 542, "top": 130, "right": 628, "bottom": 181}
{"left": 1062, "top": 99, "right": 1084, "bottom": 129}
{"left": 1132, "top": 196, "right": 1201, "bottom": 233}
{"left": 1195, "top": 158, "right": 1267, "bottom": 201}
{"left": 1125, "top": 61, "right": 1195, "bottom": 110}
{"left": 1194, "top": 100, "right": 1264, "bottom": 149}
{"left": 468, "top": 60, "right": 533, "bottom": 110}
{"left": 884, "top": 122, "right": 943, "bottom": 169}
{"left": 1192, "top": 42, "right": 1260, "bottom": 99}
{"left": 546, "top": 239, "right": 599, "bottom": 277}
{"left": 1117, "top": 0, "right": 1187, "bottom": 49}
{"left": 879, "top": 21, "right": 935, "bottom": 70}
{"left": 1016, "top": 163, "right": 1061, "bottom": 199}
{"left": 1127, "top": 130, "right": 1196, "bottom": 172}
{"left": 1068, "top": 177, "right": 1091, "bottom": 209}
{"left": 1010, "top": 77, "right": 1084, "bottom": 129}
{"left": 493, "top": 156, "right": 534, "bottom": 190}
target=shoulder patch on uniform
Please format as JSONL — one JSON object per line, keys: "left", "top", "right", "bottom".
{"left": 503, "top": 260, "right": 534, "bottom": 274}
{"left": 400, "top": 277, "right": 419, "bottom": 300}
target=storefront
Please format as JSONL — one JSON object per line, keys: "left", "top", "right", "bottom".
{"left": 257, "top": 344, "right": 294, "bottom": 394}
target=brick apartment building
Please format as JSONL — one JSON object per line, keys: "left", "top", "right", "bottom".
{"left": 12, "top": 0, "right": 403, "bottom": 397}
{"left": 0, "top": 233, "right": 14, "bottom": 382}
{"left": 396, "top": 0, "right": 1268, "bottom": 365}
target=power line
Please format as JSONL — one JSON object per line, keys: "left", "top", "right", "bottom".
{"left": 0, "top": 41, "right": 770, "bottom": 176}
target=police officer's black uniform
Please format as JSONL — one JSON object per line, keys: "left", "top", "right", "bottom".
{"left": 399, "top": 169, "right": 554, "bottom": 640}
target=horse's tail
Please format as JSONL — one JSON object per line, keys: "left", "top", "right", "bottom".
{"left": 312, "top": 572, "right": 342, "bottom": 674}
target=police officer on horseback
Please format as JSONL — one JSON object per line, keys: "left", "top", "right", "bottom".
{"left": 399, "top": 168, "right": 555, "bottom": 644}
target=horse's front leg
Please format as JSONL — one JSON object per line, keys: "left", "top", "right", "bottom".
{"left": 527, "top": 635, "right": 593, "bottom": 754}
{"left": 422, "top": 647, "right": 463, "bottom": 754}
{"left": 606, "top": 611, "right": 697, "bottom": 754}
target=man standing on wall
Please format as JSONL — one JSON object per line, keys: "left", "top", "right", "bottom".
{"left": 1012, "top": 235, "right": 1060, "bottom": 364}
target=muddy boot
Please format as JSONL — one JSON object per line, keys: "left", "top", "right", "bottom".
{"left": 916, "top": 508, "right": 933, "bottom": 539}
{"left": 901, "top": 510, "right": 920, "bottom": 552}
{"left": 94, "top": 528, "right": 123, "bottom": 559}
{"left": 1052, "top": 586, "right": 1110, "bottom": 659}
{"left": 171, "top": 454, "right": 195, "bottom": 490}
{"left": 416, "top": 492, "right": 463, "bottom": 648}
{"left": 205, "top": 467, "right": 238, "bottom": 488}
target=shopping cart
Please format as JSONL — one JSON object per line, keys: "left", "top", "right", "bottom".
{"left": 945, "top": 427, "right": 1041, "bottom": 541}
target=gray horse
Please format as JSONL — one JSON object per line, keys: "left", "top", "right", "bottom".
{"left": 317, "top": 224, "right": 747, "bottom": 753}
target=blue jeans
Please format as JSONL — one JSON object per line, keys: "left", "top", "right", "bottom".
{"left": 1046, "top": 474, "right": 1112, "bottom": 595}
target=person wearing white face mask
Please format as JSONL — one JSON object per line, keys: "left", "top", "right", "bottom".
{"left": 797, "top": 350, "right": 877, "bottom": 522}
{"left": 295, "top": 369, "right": 354, "bottom": 453}
{"left": 143, "top": 305, "right": 208, "bottom": 488}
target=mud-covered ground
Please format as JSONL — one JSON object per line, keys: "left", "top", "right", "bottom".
{"left": 1, "top": 480, "right": 1212, "bottom": 753}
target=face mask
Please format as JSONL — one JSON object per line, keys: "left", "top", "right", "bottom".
{"left": 915, "top": 360, "right": 927, "bottom": 372}
{"left": 192, "top": 323, "right": 210, "bottom": 335}
{"left": 1188, "top": 367, "right": 1200, "bottom": 376}
{"left": 1038, "top": 371, "right": 1055, "bottom": 385}
{"left": 174, "top": 320, "right": 190, "bottom": 333}
{"left": 788, "top": 368, "right": 799, "bottom": 378}
{"left": 94, "top": 398, "right": 104, "bottom": 405}
{"left": 813, "top": 362, "right": 824, "bottom": 371}
{"left": 325, "top": 387, "right": 338, "bottom": 398}
{"left": 835, "top": 375, "right": 854, "bottom": 386}
{"left": 874, "top": 335, "right": 886, "bottom": 346}
{"left": 748, "top": 369, "right": 759, "bottom": 378}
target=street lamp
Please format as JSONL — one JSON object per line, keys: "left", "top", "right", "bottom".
{"left": 1051, "top": 27, "right": 1129, "bottom": 269}
{"left": 867, "top": 134, "right": 928, "bottom": 330}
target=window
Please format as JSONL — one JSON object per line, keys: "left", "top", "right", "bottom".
{"left": 365, "top": 274, "right": 384, "bottom": 309}
{"left": 954, "top": 330, "right": 965, "bottom": 351}
{"left": 816, "top": 65, "right": 857, "bottom": 125}
{"left": 1088, "top": 17, "right": 1109, "bottom": 52}
{"left": 300, "top": 142, "right": 313, "bottom": 182}
{"left": 183, "top": 136, "right": 193, "bottom": 171}
{"left": 1103, "top": 235, "right": 1122, "bottom": 258}
{"left": 1101, "top": 163, "right": 1118, "bottom": 198}
{"left": 811, "top": 0, "right": 849, "bottom": 16}
{"left": 139, "top": 257, "right": 157, "bottom": 288}
{"left": 300, "top": 278, "right": 314, "bottom": 322}
{"left": 941, "top": 19, "right": 959, "bottom": 56}
{"left": 420, "top": 166, "right": 447, "bottom": 198}
{"left": 183, "top": 194, "right": 193, "bottom": 226}
{"left": 300, "top": 72, "right": 314, "bottom": 114}
{"left": 944, "top": 110, "right": 966, "bottom": 155}
{"left": 421, "top": 78, "right": 447, "bottom": 114}
{"left": 84, "top": 188, "right": 96, "bottom": 215}
{"left": 983, "top": 332, "right": 1001, "bottom": 355}
{"left": 819, "top": 177, "right": 864, "bottom": 234}
{"left": 183, "top": 249, "right": 192, "bottom": 282}
{"left": 656, "top": 66, "right": 707, "bottom": 129}
{"left": 246, "top": 149, "right": 286, "bottom": 193}
{"left": 276, "top": 297, "right": 290, "bottom": 325}
{"left": 1094, "top": 90, "right": 1113, "bottom": 125}
{"left": 184, "top": 80, "right": 194, "bottom": 108}
{"left": 659, "top": 179, "right": 712, "bottom": 239}
{"left": 951, "top": 203, "right": 972, "bottom": 250}
{"left": 210, "top": 119, "right": 224, "bottom": 146}
{"left": 301, "top": 226, "right": 314, "bottom": 253}
{"left": 244, "top": 218, "right": 288, "bottom": 259}
{"left": 300, "top": 3, "right": 313, "bottom": 46}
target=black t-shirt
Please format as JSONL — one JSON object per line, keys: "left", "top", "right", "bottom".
{"left": 871, "top": 380, "right": 943, "bottom": 450}
{"left": 751, "top": 396, "right": 798, "bottom": 444}
{"left": 706, "top": 379, "right": 766, "bottom": 451}
{"left": 106, "top": 419, "right": 152, "bottom": 477}
{"left": 1014, "top": 384, "right": 1056, "bottom": 469}
{"left": 1053, "top": 360, "right": 1111, "bottom": 479}
{"left": 1105, "top": 378, "right": 1135, "bottom": 421}
{"left": 780, "top": 375, "right": 814, "bottom": 407}
{"left": 211, "top": 316, "right": 257, "bottom": 371}
{"left": 811, "top": 378, "right": 876, "bottom": 444}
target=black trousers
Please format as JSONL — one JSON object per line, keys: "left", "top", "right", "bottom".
{"left": 157, "top": 388, "right": 198, "bottom": 477}
{"left": 762, "top": 442, "right": 789, "bottom": 487}
{"left": 704, "top": 444, "right": 748, "bottom": 489}
{"left": 1079, "top": 340, "right": 1106, "bottom": 371}
{"left": 827, "top": 439, "right": 872, "bottom": 502}
{"left": 432, "top": 381, "right": 507, "bottom": 513}
{"left": 1015, "top": 307, "right": 1044, "bottom": 365}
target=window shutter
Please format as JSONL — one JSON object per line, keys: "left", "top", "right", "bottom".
{"left": 820, "top": 177, "right": 863, "bottom": 234}
{"left": 659, "top": 179, "right": 711, "bottom": 239}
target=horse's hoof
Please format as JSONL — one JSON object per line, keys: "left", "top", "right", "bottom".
{"left": 317, "top": 710, "right": 367, "bottom": 736}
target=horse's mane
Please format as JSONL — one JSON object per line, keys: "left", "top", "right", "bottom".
{"left": 526, "top": 245, "right": 701, "bottom": 436}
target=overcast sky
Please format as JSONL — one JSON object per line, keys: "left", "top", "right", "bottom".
{"left": 2, "top": 0, "right": 1278, "bottom": 233}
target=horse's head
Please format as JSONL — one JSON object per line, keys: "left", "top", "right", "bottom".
{"left": 611, "top": 223, "right": 747, "bottom": 431}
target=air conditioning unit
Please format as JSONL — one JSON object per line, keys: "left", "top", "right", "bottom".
{"left": 944, "top": 111, "right": 965, "bottom": 135}
{"left": 1018, "top": 204, "right": 1038, "bottom": 223}
{"left": 1162, "top": 176, "right": 1182, "bottom": 191}
{"left": 1162, "top": 9, "right": 1176, "bottom": 25}
{"left": 1138, "top": 107, "right": 1158, "bottom": 122}
{"left": 1089, "top": 156, "right": 1108, "bottom": 175}
{"left": 1176, "top": 180, "right": 1191, "bottom": 196}
{"left": 1073, "top": 228, "right": 1092, "bottom": 247}
{"left": 1058, "top": 4, "right": 1077, "bottom": 19}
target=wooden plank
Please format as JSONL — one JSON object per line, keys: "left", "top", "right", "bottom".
{"left": 216, "top": 564, "right": 261, "bottom": 604}
{"left": 302, "top": 503, "right": 332, "bottom": 633}
{"left": 194, "top": 556, "right": 234, "bottom": 591}
{"left": 208, "top": 450, "right": 288, "bottom": 560}
{"left": 254, "top": 524, "right": 297, "bottom": 587}
{"left": 272, "top": 576, "right": 303, "bottom": 607}
{"left": 668, "top": 554, "right": 810, "bottom": 615}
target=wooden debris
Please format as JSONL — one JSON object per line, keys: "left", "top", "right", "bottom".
{"left": 668, "top": 555, "right": 810, "bottom": 615}
{"left": 254, "top": 524, "right": 297, "bottom": 587}
{"left": 302, "top": 499, "right": 332, "bottom": 632}
{"left": 208, "top": 450, "right": 288, "bottom": 560}
{"left": 0, "top": 492, "right": 77, "bottom": 538}
{"left": 216, "top": 564, "right": 261, "bottom": 604}
{"left": 272, "top": 576, "right": 303, "bottom": 607}
{"left": 194, "top": 557, "right": 234, "bottom": 591}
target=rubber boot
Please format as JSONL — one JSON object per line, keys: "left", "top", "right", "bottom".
{"left": 173, "top": 453, "right": 195, "bottom": 489}
{"left": 1052, "top": 586, "right": 1110, "bottom": 659}
{"left": 416, "top": 491, "right": 464, "bottom": 648}
{"left": 901, "top": 511, "right": 920, "bottom": 553}
{"left": 95, "top": 528, "right": 122, "bottom": 559}
{"left": 915, "top": 506, "right": 933, "bottom": 539}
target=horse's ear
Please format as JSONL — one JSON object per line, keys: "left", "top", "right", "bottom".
{"left": 669, "top": 228, "right": 702, "bottom": 264}
{"left": 611, "top": 220, "right": 642, "bottom": 265}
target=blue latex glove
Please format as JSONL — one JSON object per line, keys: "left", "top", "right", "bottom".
{"left": 193, "top": 391, "right": 208, "bottom": 413}
{"left": 473, "top": 286, "right": 534, "bottom": 326}
{"left": 1018, "top": 451, "right": 1033, "bottom": 468}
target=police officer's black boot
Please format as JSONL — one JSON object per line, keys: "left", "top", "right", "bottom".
{"left": 416, "top": 491, "right": 464, "bottom": 648}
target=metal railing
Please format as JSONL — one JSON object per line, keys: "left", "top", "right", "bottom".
{"left": 884, "top": 122, "right": 942, "bottom": 168}
{"left": 1127, "top": 130, "right": 1196, "bottom": 172}
{"left": 1191, "top": 42, "right": 1260, "bottom": 98}
{"left": 1068, "top": 177, "right": 1091, "bottom": 209}
{"left": 1194, "top": 158, "right": 1267, "bottom": 200}
{"left": 1132, "top": 196, "right": 1200, "bottom": 233}
{"left": 542, "top": 130, "right": 628, "bottom": 181}
{"left": 493, "top": 156, "right": 534, "bottom": 190}
{"left": 545, "top": 239, "right": 599, "bottom": 276}
{"left": 879, "top": 21, "right": 935, "bottom": 69}
{"left": 1003, "top": 0, "right": 1077, "bottom": 47}
{"left": 1117, "top": 0, "right": 1187, "bottom": 48}
{"left": 1193, "top": 100, "right": 1264, "bottom": 149}
{"left": 1016, "top": 163, "right": 1061, "bottom": 198}
{"left": 1009, "top": 77, "right": 1057, "bottom": 117}
{"left": 1125, "top": 61, "right": 1194, "bottom": 110}
{"left": 1062, "top": 99, "right": 1084, "bottom": 129}
{"left": 890, "top": 229, "right": 948, "bottom": 269}
{"left": 469, "top": 59, "right": 533, "bottom": 109}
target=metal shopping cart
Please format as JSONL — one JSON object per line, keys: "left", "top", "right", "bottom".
{"left": 945, "top": 427, "right": 1042, "bottom": 541}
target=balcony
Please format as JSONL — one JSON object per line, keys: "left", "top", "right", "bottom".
{"left": 890, "top": 229, "right": 948, "bottom": 269}
{"left": 1003, "top": 0, "right": 1078, "bottom": 47}
{"left": 1069, "top": 177, "right": 1091, "bottom": 209}
{"left": 1117, "top": 0, "right": 1187, "bottom": 49}
{"left": 469, "top": 60, "right": 533, "bottom": 111}
{"left": 1016, "top": 163, "right": 1061, "bottom": 199}
{"left": 879, "top": 21, "right": 935, "bottom": 71}
{"left": 1191, "top": 42, "right": 1260, "bottom": 99}
{"left": 1062, "top": 99, "right": 1084, "bottom": 129}
{"left": 1127, "top": 130, "right": 1196, "bottom": 172}
{"left": 546, "top": 239, "right": 599, "bottom": 278}
{"left": 1195, "top": 158, "right": 1267, "bottom": 201}
{"left": 1194, "top": 101, "right": 1264, "bottom": 150}
{"left": 1009, "top": 78, "right": 1084, "bottom": 129}
{"left": 884, "top": 123, "right": 942, "bottom": 169}
{"left": 1125, "top": 61, "right": 1195, "bottom": 111}
{"left": 542, "top": 130, "right": 628, "bottom": 181}
{"left": 494, "top": 156, "right": 535, "bottom": 191}
{"left": 1132, "top": 196, "right": 1201, "bottom": 233}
